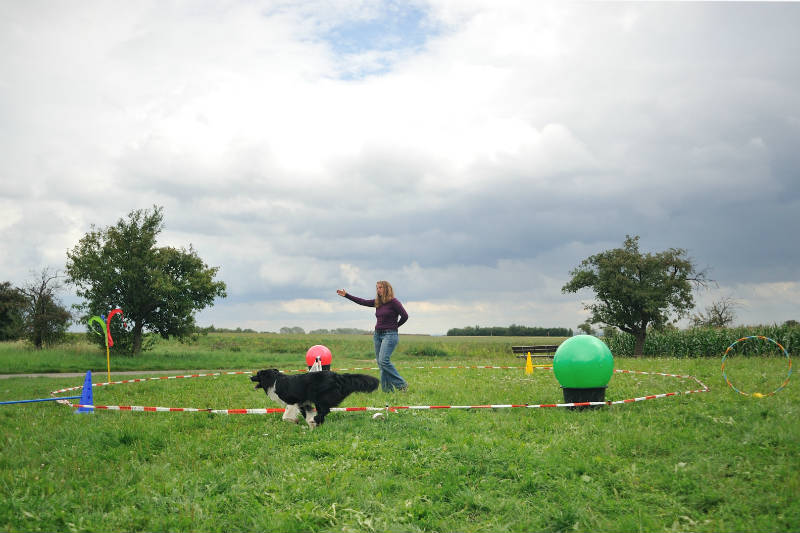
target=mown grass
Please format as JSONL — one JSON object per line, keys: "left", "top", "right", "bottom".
{"left": 1, "top": 336, "right": 798, "bottom": 532}
{"left": 0, "top": 333, "right": 564, "bottom": 374}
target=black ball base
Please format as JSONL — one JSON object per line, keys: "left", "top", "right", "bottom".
{"left": 561, "top": 386, "right": 607, "bottom": 410}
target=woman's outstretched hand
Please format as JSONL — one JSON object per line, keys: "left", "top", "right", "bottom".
{"left": 336, "top": 289, "right": 347, "bottom": 297}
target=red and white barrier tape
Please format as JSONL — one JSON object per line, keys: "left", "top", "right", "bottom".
{"left": 51, "top": 371, "right": 253, "bottom": 395}
{"left": 50, "top": 366, "right": 532, "bottom": 395}
{"left": 49, "top": 366, "right": 709, "bottom": 413}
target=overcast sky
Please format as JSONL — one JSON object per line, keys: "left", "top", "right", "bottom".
{"left": 1, "top": 1, "right": 798, "bottom": 335}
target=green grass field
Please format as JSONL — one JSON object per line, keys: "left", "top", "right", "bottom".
{"left": 1, "top": 334, "right": 798, "bottom": 532}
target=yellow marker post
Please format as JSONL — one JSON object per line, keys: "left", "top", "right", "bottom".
{"left": 89, "top": 309, "right": 124, "bottom": 385}
{"left": 525, "top": 352, "right": 533, "bottom": 375}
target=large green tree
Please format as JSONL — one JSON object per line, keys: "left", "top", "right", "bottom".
{"left": 0, "top": 281, "right": 27, "bottom": 341}
{"left": 562, "top": 235, "right": 708, "bottom": 356}
{"left": 65, "top": 206, "right": 227, "bottom": 355}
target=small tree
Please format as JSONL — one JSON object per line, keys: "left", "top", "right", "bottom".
{"left": 19, "top": 269, "right": 72, "bottom": 349}
{"left": 562, "top": 235, "right": 709, "bottom": 356}
{"left": 0, "top": 281, "right": 27, "bottom": 341}
{"left": 690, "top": 297, "right": 738, "bottom": 328}
{"left": 602, "top": 325, "right": 618, "bottom": 337}
{"left": 577, "top": 321, "right": 594, "bottom": 335}
{"left": 65, "top": 206, "right": 227, "bottom": 355}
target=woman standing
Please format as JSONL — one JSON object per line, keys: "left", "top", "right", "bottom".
{"left": 337, "top": 281, "right": 408, "bottom": 392}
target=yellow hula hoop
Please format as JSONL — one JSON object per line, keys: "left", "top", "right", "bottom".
{"left": 721, "top": 335, "right": 792, "bottom": 397}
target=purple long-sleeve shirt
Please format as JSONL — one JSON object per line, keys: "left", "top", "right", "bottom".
{"left": 345, "top": 293, "right": 409, "bottom": 331}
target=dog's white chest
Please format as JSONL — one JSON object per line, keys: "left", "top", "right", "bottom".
{"left": 266, "top": 385, "right": 286, "bottom": 407}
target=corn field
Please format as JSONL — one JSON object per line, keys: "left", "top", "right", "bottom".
{"left": 604, "top": 324, "right": 798, "bottom": 357}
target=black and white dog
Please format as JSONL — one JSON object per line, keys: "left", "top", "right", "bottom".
{"left": 251, "top": 369, "right": 379, "bottom": 428}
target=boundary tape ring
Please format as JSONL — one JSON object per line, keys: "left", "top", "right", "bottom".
{"left": 49, "top": 366, "right": 710, "bottom": 413}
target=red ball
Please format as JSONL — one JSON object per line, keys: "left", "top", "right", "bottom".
{"left": 305, "top": 345, "right": 332, "bottom": 366}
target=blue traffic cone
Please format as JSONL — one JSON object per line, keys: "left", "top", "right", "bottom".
{"left": 77, "top": 370, "right": 94, "bottom": 413}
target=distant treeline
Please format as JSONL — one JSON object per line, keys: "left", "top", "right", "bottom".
{"left": 446, "top": 325, "right": 573, "bottom": 337}
{"left": 307, "top": 328, "right": 372, "bottom": 335}
{"left": 197, "top": 325, "right": 371, "bottom": 335}
{"left": 279, "top": 327, "right": 372, "bottom": 335}
{"left": 198, "top": 325, "right": 261, "bottom": 334}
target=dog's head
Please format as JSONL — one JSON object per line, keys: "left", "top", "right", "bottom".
{"left": 251, "top": 369, "right": 281, "bottom": 391}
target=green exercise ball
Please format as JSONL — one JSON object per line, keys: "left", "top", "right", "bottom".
{"left": 553, "top": 335, "right": 614, "bottom": 389}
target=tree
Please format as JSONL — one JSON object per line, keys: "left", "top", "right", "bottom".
{"left": 19, "top": 269, "right": 72, "bottom": 349}
{"left": 562, "top": 235, "right": 708, "bottom": 356}
{"left": 65, "top": 206, "right": 227, "bottom": 355}
{"left": 601, "top": 325, "right": 618, "bottom": 337}
{"left": 577, "top": 321, "right": 594, "bottom": 335}
{"left": 690, "top": 297, "right": 738, "bottom": 328}
{"left": 0, "top": 281, "right": 27, "bottom": 341}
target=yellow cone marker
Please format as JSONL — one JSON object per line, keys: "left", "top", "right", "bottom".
{"left": 525, "top": 352, "right": 533, "bottom": 375}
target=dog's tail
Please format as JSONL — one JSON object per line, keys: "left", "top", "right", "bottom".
{"left": 338, "top": 373, "right": 379, "bottom": 394}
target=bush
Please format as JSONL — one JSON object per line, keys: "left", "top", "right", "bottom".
{"left": 402, "top": 344, "right": 449, "bottom": 357}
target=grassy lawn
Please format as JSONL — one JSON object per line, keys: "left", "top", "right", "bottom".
{"left": 0, "top": 333, "right": 556, "bottom": 374}
{"left": 1, "top": 334, "right": 797, "bottom": 532}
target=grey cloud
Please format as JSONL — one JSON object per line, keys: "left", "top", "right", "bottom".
{"left": 1, "top": 1, "right": 798, "bottom": 333}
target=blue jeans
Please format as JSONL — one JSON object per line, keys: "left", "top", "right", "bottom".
{"left": 373, "top": 330, "right": 407, "bottom": 392}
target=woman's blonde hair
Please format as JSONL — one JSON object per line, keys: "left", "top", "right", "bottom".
{"left": 375, "top": 280, "right": 394, "bottom": 307}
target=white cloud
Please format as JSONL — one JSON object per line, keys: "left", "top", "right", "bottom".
{"left": 0, "top": 200, "right": 22, "bottom": 231}
{"left": 281, "top": 299, "right": 336, "bottom": 314}
{"left": 339, "top": 264, "right": 363, "bottom": 287}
